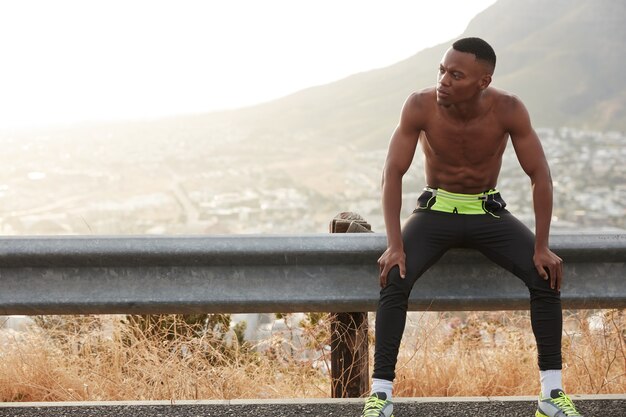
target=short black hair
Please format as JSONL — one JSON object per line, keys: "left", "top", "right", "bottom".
{"left": 452, "top": 37, "right": 496, "bottom": 74}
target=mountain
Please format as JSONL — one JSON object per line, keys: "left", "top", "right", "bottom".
{"left": 185, "top": 0, "right": 626, "bottom": 150}
{"left": 1, "top": 0, "right": 624, "bottom": 236}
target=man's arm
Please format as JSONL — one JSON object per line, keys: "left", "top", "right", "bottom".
{"left": 507, "top": 96, "right": 563, "bottom": 290}
{"left": 378, "top": 93, "right": 422, "bottom": 287}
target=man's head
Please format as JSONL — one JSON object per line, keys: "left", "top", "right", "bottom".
{"left": 436, "top": 37, "right": 496, "bottom": 105}
{"left": 452, "top": 37, "right": 496, "bottom": 75}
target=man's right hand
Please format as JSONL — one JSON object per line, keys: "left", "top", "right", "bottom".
{"left": 377, "top": 246, "right": 406, "bottom": 288}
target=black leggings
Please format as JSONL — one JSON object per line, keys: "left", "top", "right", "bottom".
{"left": 373, "top": 207, "right": 562, "bottom": 382}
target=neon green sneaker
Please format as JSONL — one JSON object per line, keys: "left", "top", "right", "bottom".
{"left": 536, "top": 389, "right": 583, "bottom": 416}
{"left": 361, "top": 392, "right": 394, "bottom": 417}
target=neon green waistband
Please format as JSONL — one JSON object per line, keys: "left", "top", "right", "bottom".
{"left": 421, "top": 187, "right": 500, "bottom": 215}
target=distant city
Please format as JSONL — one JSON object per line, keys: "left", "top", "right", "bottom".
{"left": 0, "top": 127, "right": 624, "bottom": 236}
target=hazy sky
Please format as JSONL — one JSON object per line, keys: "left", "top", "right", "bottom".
{"left": 0, "top": 0, "right": 496, "bottom": 128}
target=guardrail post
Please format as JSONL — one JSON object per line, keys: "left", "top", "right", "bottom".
{"left": 329, "top": 212, "right": 371, "bottom": 398}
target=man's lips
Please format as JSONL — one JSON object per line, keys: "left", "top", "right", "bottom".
{"left": 437, "top": 88, "right": 451, "bottom": 97}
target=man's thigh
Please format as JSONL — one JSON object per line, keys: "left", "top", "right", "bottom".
{"left": 465, "top": 211, "right": 550, "bottom": 289}
{"left": 399, "top": 210, "right": 464, "bottom": 287}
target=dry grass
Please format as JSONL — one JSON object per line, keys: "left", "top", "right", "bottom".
{"left": 0, "top": 310, "right": 624, "bottom": 402}
{"left": 0, "top": 314, "right": 330, "bottom": 402}
{"left": 394, "top": 310, "right": 626, "bottom": 397}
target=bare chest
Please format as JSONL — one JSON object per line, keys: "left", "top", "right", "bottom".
{"left": 421, "top": 116, "right": 508, "bottom": 164}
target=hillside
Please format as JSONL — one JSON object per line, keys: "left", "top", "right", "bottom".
{"left": 185, "top": 0, "right": 625, "bottom": 150}
{"left": 1, "top": 0, "right": 624, "bottom": 237}
{"left": 8, "top": 0, "right": 622, "bottom": 150}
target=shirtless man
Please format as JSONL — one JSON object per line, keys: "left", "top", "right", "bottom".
{"left": 361, "top": 38, "right": 583, "bottom": 417}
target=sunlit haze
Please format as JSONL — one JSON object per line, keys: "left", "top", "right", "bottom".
{"left": 0, "top": 0, "right": 496, "bottom": 128}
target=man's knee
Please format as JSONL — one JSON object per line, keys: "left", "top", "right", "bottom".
{"left": 380, "top": 266, "right": 413, "bottom": 304}
{"left": 528, "top": 276, "right": 562, "bottom": 305}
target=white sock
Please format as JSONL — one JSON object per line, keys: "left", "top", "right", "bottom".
{"left": 371, "top": 378, "right": 393, "bottom": 400}
{"left": 540, "top": 369, "right": 563, "bottom": 398}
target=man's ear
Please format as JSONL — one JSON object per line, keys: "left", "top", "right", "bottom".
{"left": 479, "top": 74, "right": 492, "bottom": 90}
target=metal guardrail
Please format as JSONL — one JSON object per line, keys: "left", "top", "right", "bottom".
{"left": 1, "top": 232, "right": 624, "bottom": 399}
{"left": 0, "top": 233, "right": 624, "bottom": 315}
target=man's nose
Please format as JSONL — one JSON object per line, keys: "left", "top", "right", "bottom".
{"left": 439, "top": 72, "right": 451, "bottom": 86}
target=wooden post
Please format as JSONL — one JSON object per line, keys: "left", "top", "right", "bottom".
{"left": 329, "top": 212, "right": 371, "bottom": 398}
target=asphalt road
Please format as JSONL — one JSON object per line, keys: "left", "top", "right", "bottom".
{"left": 0, "top": 398, "right": 624, "bottom": 417}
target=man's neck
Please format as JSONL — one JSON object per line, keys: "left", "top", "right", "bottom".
{"left": 441, "top": 92, "right": 487, "bottom": 122}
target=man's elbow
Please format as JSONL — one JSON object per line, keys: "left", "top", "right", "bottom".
{"left": 530, "top": 167, "right": 553, "bottom": 189}
{"left": 526, "top": 158, "right": 550, "bottom": 180}
{"left": 381, "top": 165, "right": 403, "bottom": 188}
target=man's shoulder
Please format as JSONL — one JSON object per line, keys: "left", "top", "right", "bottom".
{"left": 412, "top": 87, "right": 437, "bottom": 100}
{"left": 406, "top": 87, "right": 437, "bottom": 109}
{"left": 398, "top": 88, "right": 436, "bottom": 130}
{"left": 486, "top": 87, "right": 532, "bottom": 132}
{"left": 487, "top": 87, "right": 524, "bottom": 108}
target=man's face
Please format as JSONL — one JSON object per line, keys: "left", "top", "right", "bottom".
{"left": 436, "top": 48, "right": 491, "bottom": 105}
